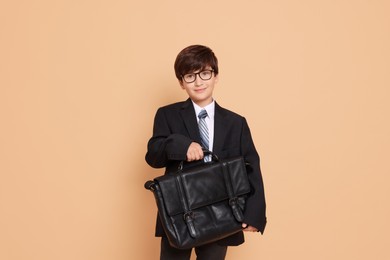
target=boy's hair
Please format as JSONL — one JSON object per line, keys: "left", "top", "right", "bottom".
{"left": 174, "top": 45, "right": 219, "bottom": 82}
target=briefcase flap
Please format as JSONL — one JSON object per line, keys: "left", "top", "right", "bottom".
{"left": 154, "top": 156, "right": 250, "bottom": 217}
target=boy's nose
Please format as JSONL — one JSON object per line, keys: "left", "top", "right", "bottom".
{"left": 194, "top": 75, "right": 203, "bottom": 86}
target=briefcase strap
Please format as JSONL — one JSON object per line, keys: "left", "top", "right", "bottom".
{"left": 222, "top": 162, "right": 245, "bottom": 222}
{"left": 175, "top": 174, "right": 198, "bottom": 238}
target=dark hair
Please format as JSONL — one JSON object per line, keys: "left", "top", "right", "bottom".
{"left": 174, "top": 45, "right": 219, "bottom": 81}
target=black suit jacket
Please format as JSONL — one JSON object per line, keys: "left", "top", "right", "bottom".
{"left": 145, "top": 99, "right": 266, "bottom": 246}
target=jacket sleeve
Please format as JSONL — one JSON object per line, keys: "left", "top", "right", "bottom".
{"left": 145, "top": 107, "right": 193, "bottom": 168}
{"left": 241, "top": 118, "right": 267, "bottom": 234}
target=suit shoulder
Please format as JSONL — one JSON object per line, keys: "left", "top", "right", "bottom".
{"left": 158, "top": 100, "right": 188, "bottom": 111}
{"left": 216, "top": 103, "right": 245, "bottom": 120}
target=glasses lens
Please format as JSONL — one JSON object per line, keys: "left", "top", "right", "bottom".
{"left": 199, "top": 70, "right": 212, "bottom": 80}
{"left": 183, "top": 74, "right": 195, "bottom": 83}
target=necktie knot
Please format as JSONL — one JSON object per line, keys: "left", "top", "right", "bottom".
{"left": 198, "top": 109, "right": 208, "bottom": 119}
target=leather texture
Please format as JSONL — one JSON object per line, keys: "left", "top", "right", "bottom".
{"left": 145, "top": 155, "right": 250, "bottom": 249}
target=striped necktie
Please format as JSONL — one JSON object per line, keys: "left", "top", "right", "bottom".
{"left": 198, "top": 109, "right": 209, "bottom": 155}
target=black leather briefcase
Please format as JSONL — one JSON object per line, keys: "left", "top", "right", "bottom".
{"left": 144, "top": 152, "right": 251, "bottom": 249}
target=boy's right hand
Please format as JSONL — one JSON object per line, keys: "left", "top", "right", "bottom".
{"left": 186, "top": 142, "right": 204, "bottom": 162}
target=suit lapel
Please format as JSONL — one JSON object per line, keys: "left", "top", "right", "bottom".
{"left": 213, "top": 102, "right": 228, "bottom": 155}
{"left": 180, "top": 99, "right": 201, "bottom": 143}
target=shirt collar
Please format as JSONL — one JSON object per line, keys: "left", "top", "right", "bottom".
{"left": 192, "top": 100, "right": 215, "bottom": 120}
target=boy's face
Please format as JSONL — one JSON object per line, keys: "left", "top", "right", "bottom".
{"left": 179, "top": 67, "right": 218, "bottom": 108}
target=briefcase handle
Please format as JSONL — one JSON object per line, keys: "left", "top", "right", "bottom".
{"left": 202, "top": 149, "right": 219, "bottom": 161}
{"left": 178, "top": 149, "right": 219, "bottom": 171}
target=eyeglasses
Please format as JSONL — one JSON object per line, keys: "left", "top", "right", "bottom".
{"left": 182, "top": 70, "right": 214, "bottom": 83}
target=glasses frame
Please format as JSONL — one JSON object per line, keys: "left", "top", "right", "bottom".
{"left": 181, "top": 70, "right": 214, "bottom": 83}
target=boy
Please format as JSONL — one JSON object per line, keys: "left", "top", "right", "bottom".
{"left": 145, "top": 45, "right": 266, "bottom": 260}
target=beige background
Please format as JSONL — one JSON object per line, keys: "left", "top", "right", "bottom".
{"left": 1, "top": 0, "right": 389, "bottom": 259}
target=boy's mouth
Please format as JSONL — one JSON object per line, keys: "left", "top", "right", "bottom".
{"left": 195, "top": 88, "right": 207, "bottom": 92}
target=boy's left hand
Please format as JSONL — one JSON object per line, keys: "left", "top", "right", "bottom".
{"left": 242, "top": 223, "right": 258, "bottom": 232}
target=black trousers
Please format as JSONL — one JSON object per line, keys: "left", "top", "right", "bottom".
{"left": 160, "top": 237, "right": 228, "bottom": 260}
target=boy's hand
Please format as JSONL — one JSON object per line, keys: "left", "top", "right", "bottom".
{"left": 242, "top": 223, "right": 258, "bottom": 232}
{"left": 186, "top": 142, "right": 204, "bottom": 162}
